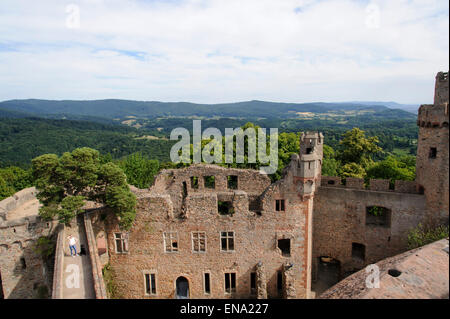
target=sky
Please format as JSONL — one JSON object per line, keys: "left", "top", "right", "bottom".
{"left": 0, "top": 0, "right": 448, "bottom": 104}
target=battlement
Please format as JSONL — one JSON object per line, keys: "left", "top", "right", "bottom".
{"left": 434, "top": 71, "right": 449, "bottom": 105}
{"left": 320, "top": 176, "right": 422, "bottom": 194}
{"left": 299, "top": 131, "right": 323, "bottom": 163}
{"left": 417, "top": 104, "right": 449, "bottom": 128}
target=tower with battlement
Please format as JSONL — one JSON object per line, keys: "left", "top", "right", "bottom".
{"left": 297, "top": 132, "right": 324, "bottom": 198}
{"left": 416, "top": 71, "right": 449, "bottom": 225}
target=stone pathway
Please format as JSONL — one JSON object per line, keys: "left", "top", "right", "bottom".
{"left": 62, "top": 216, "right": 96, "bottom": 299}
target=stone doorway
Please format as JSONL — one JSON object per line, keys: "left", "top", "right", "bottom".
{"left": 312, "top": 256, "right": 341, "bottom": 297}
{"left": 175, "top": 276, "right": 189, "bottom": 299}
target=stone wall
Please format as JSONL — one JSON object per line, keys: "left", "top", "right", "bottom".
{"left": 102, "top": 150, "right": 322, "bottom": 299}
{"left": 312, "top": 184, "right": 427, "bottom": 281}
{"left": 0, "top": 189, "right": 58, "bottom": 298}
{"left": 51, "top": 224, "right": 65, "bottom": 299}
{"left": 84, "top": 213, "right": 107, "bottom": 299}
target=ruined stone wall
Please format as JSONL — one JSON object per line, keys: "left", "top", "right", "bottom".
{"left": 151, "top": 164, "right": 272, "bottom": 217}
{"left": 312, "top": 178, "right": 427, "bottom": 279}
{"left": 102, "top": 161, "right": 315, "bottom": 299}
{"left": 0, "top": 188, "right": 58, "bottom": 299}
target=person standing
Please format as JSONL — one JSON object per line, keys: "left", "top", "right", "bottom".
{"left": 67, "top": 235, "right": 79, "bottom": 257}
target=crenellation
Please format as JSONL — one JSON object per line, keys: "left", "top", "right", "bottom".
{"left": 345, "top": 178, "right": 364, "bottom": 190}
{"left": 369, "top": 179, "right": 390, "bottom": 191}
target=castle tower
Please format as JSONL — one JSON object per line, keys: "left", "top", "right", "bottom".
{"left": 297, "top": 131, "right": 324, "bottom": 197}
{"left": 416, "top": 71, "right": 449, "bottom": 225}
{"left": 295, "top": 131, "right": 323, "bottom": 298}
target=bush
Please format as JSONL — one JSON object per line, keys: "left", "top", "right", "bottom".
{"left": 407, "top": 223, "right": 449, "bottom": 250}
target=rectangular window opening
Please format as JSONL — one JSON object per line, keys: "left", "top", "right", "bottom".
{"left": 218, "top": 201, "right": 234, "bottom": 216}
{"left": 277, "top": 238, "right": 291, "bottom": 257}
{"left": 145, "top": 273, "right": 157, "bottom": 295}
{"left": 192, "top": 232, "right": 206, "bottom": 252}
{"left": 250, "top": 272, "right": 257, "bottom": 295}
{"left": 275, "top": 199, "right": 285, "bottom": 212}
{"left": 366, "top": 206, "right": 391, "bottom": 227}
{"left": 429, "top": 147, "right": 437, "bottom": 159}
{"left": 227, "top": 175, "right": 238, "bottom": 189}
{"left": 204, "top": 176, "right": 215, "bottom": 189}
{"left": 115, "top": 233, "right": 129, "bottom": 253}
{"left": 191, "top": 176, "right": 199, "bottom": 189}
{"left": 164, "top": 232, "right": 179, "bottom": 252}
{"left": 221, "top": 231, "right": 235, "bottom": 251}
{"left": 225, "top": 273, "right": 236, "bottom": 294}
{"left": 204, "top": 273, "right": 211, "bottom": 294}
{"left": 352, "top": 243, "right": 365, "bottom": 261}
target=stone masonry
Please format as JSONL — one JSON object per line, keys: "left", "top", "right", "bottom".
{"left": 102, "top": 132, "right": 323, "bottom": 299}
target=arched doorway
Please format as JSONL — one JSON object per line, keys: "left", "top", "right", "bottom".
{"left": 175, "top": 276, "right": 189, "bottom": 299}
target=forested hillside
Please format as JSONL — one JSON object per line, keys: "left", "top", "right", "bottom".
{"left": 0, "top": 99, "right": 417, "bottom": 120}
{"left": 0, "top": 118, "right": 174, "bottom": 167}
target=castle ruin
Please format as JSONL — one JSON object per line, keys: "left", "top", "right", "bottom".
{"left": 0, "top": 72, "right": 448, "bottom": 299}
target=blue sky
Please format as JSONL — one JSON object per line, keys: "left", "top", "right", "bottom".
{"left": 0, "top": 0, "right": 448, "bottom": 104}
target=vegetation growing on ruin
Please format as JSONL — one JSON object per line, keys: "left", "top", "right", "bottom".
{"left": 33, "top": 236, "right": 55, "bottom": 259}
{"left": 32, "top": 148, "right": 137, "bottom": 230}
{"left": 407, "top": 223, "right": 449, "bottom": 250}
{"left": 102, "top": 263, "right": 121, "bottom": 299}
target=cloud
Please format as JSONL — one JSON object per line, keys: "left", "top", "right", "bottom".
{"left": 0, "top": 0, "right": 448, "bottom": 104}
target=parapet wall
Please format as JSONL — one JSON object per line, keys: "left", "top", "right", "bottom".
{"left": 84, "top": 213, "right": 107, "bottom": 299}
{"left": 320, "top": 176, "right": 420, "bottom": 194}
{"left": 51, "top": 224, "right": 65, "bottom": 299}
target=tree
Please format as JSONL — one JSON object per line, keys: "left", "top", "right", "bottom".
{"left": 0, "top": 166, "right": 33, "bottom": 191}
{"left": 322, "top": 145, "right": 340, "bottom": 176}
{"left": 118, "top": 153, "right": 160, "bottom": 189}
{"left": 337, "top": 128, "right": 382, "bottom": 168}
{"left": 366, "top": 156, "right": 415, "bottom": 182}
{"left": 0, "top": 176, "right": 15, "bottom": 200}
{"left": 32, "top": 148, "right": 137, "bottom": 230}
{"left": 340, "top": 162, "right": 366, "bottom": 178}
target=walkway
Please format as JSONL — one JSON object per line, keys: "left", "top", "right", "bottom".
{"left": 61, "top": 215, "right": 96, "bottom": 299}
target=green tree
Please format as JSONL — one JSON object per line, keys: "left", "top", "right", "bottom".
{"left": 0, "top": 176, "right": 15, "bottom": 200}
{"left": 337, "top": 128, "right": 382, "bottom": 168}
{"left": 366, "top": 156, "right": 415, "bottom": 183}
{"left": 322, "top": 145, "right": 340, "bottom": 176}
{"left": 32, "top": 148, "right": 137, "bottom": 230}
{"left": 0, "top": 166, "right": 33, "bottom": 191}
{"left": 340, "top": 162, "right": 366, "bottom": 179}
{"left": 118, "top": 153, "right": 160, "bottom": 189}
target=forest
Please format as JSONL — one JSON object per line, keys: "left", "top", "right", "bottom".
{"left": 1, "top": 120, "right": 416, "bottom": 202}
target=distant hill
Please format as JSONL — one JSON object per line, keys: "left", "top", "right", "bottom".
{"left": 0, "top": 99, "right": 417, "bottom": 120}
{"left": 347, "top": 101, "right": 420, "bottom": 114}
